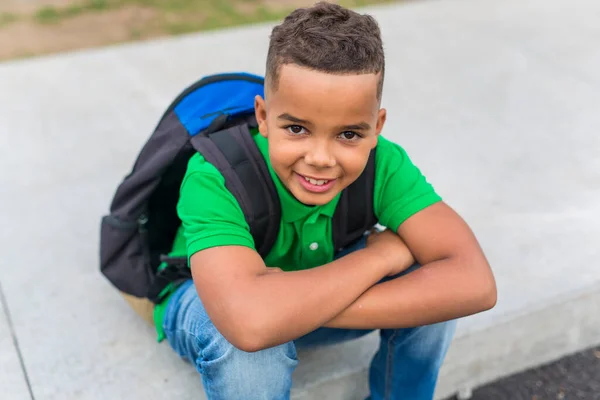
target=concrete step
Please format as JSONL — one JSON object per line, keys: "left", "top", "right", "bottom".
{"left": 1, "top": 0, "right": 599, "bottom": 398}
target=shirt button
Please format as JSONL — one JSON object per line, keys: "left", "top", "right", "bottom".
{"left": 309, "top": 242, "right": 319, "bottom": 251}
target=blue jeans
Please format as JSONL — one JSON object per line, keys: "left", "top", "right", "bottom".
{"left": 163, "top": 237, "right": 457, "bottom": 400}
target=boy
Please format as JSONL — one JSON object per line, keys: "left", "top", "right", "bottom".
{"left": 154, "top": 2, "right": 497, "bottom": 399}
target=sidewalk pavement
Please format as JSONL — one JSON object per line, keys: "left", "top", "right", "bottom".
{"left": 465, "top": 345, "right": 600, "bottom": 399}
{"left": 1, "top": 0, "right": 599, "bottom": 398}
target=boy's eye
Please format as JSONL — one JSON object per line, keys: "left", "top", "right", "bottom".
{"left": 339, "top": 131, "right": 360, "bottom": 141}
{"left": 287, "top": 125, "right": 306, "bottom": 135}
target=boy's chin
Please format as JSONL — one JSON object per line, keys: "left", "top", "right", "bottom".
{"left": 290, "top": 186, "right": 340, "bottom": 206}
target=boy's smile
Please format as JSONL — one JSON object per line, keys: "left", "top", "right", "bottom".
{"left": 255, "top": 64, "right": 387, "bottom": 205}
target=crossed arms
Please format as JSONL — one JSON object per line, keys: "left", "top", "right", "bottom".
{"left": 190, "top": 201, "right": 497, "bottom": 352}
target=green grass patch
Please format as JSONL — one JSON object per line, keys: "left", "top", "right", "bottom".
{"left": 88, "top": 0, "right": 111, "bottom": 10}
{"left": 34, "top": 0, "right": 110, "bottom": 24}
{"left": 35, "top": 7, "right": 61, "bottom": 24}
{"left": 0, "top": 12, "right": 18, "bottom": 28}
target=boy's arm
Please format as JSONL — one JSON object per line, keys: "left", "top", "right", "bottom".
{"left": 189, "top": 235, "right": 409, "bottom": 353}
{"left": 324, "top": 201, "right": 497, "bottom": 329}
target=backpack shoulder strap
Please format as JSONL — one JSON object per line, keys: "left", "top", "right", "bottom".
{"left": 332, "top": 148, "right": 377, "bottom": 252}
{"left": 190, "top": 118, "right": 281, "bottom": 258}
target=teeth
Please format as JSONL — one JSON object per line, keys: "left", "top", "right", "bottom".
{"left": 304, "top": 176, "right": 329, "bottom": 186}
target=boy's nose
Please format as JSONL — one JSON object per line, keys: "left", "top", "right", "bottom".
{"left": 304, "top": 142, "right": 336, "bottom": 168}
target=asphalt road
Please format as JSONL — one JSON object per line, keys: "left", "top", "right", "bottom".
{"left": 447, "top": 345, "right": 600, "bottom": 400}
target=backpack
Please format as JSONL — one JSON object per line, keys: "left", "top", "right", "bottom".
{"left": 99, "top": 72, "right": 377, "bottom": 304}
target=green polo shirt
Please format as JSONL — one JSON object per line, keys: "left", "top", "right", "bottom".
{"left": 153, "top": 129, "right": 441, "bottom": 341}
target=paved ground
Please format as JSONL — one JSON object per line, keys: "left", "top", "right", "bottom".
{"left": 0, "top": 0, "right": 599, "bottom": 399}
{"left": 459, "top": 345, "right": 600, "bottom": 399}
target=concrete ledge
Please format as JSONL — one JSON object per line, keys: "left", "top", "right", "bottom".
{"left": 1, "top": 0, "right": 599, "bottom": 398}
{"left": 293, "top": 334, "right": 377, "bottom": 400}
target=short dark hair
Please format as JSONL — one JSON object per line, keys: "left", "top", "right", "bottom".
{"left": 266, "top": 1, "right": 385, "bottom": 99}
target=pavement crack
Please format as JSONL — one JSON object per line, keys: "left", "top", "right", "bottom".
{"left": 0, "top": 281, "right": 35, "bottom": 400}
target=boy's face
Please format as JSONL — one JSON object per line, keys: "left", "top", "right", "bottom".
{"left": 255, "top": 64, "right": 386, "bottom": 206}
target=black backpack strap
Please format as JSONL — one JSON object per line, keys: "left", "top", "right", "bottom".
{"left": 147, "top": 256, "right": 191, "bottom": 303}
{"left": 190, "top": 120, "right": 281, "bottom": 258}
{"left": 332, "top": 148, "right": 377, "bottom": 252}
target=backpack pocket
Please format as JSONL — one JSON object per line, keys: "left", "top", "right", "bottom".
{"left": 100, "top": 214, "right": 153, "bottom": 298}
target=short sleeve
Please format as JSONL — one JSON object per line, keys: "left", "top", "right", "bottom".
{"left": 373, "top": 136, "right": 442, "bottom": 232}
{"left": 177, "top": 153, "right": 255, "bottom": 259}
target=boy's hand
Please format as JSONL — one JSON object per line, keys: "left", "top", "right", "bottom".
{"left": 366, "top": 229, "right": 415, "bottom": 276}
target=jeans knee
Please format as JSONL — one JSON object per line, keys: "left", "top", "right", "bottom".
{"left": 200, "top": 330, "right": 298, "bottom": 400}
{"left": 164, "top": 283, "right": 298, "bottom": 398}
{"left": 383, "top": 320, "right": 457, "bottom": 367}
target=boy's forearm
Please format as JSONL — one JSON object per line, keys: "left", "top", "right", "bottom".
{"left": 230, "top": 248, "right": 390, "bottom": 351}
{"left": 323, "top": 257, "right": 497, "bottom": 329}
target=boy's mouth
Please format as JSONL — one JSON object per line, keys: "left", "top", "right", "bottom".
{"left": 295, "top": 173, "right": 337, "bottom": 193}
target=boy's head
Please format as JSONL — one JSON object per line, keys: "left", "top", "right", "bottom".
{"left": 255, "top": 1, "right": 387, "bottom": 206}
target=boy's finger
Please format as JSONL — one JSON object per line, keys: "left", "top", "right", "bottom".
{"left": 265, "top": 267, "right": 284, "bottom": 273}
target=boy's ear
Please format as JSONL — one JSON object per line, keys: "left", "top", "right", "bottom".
{"left": 254, "top": 95, "right": 268, "bottom": 138}
{"left": 375, "top": 108, "right": 387, "bottom": 135}
{"left": 372, "top": 108, "right": 387, "bottom": 147}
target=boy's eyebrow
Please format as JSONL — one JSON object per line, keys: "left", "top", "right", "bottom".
{"left": 278, "top": 113, "right": 371, "bottom": 130}
{"left": 278, "top": 113, "right": 311, "bottom": 125}
{"left": 339, "top": 122, "right": 371, "bottom": 131}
